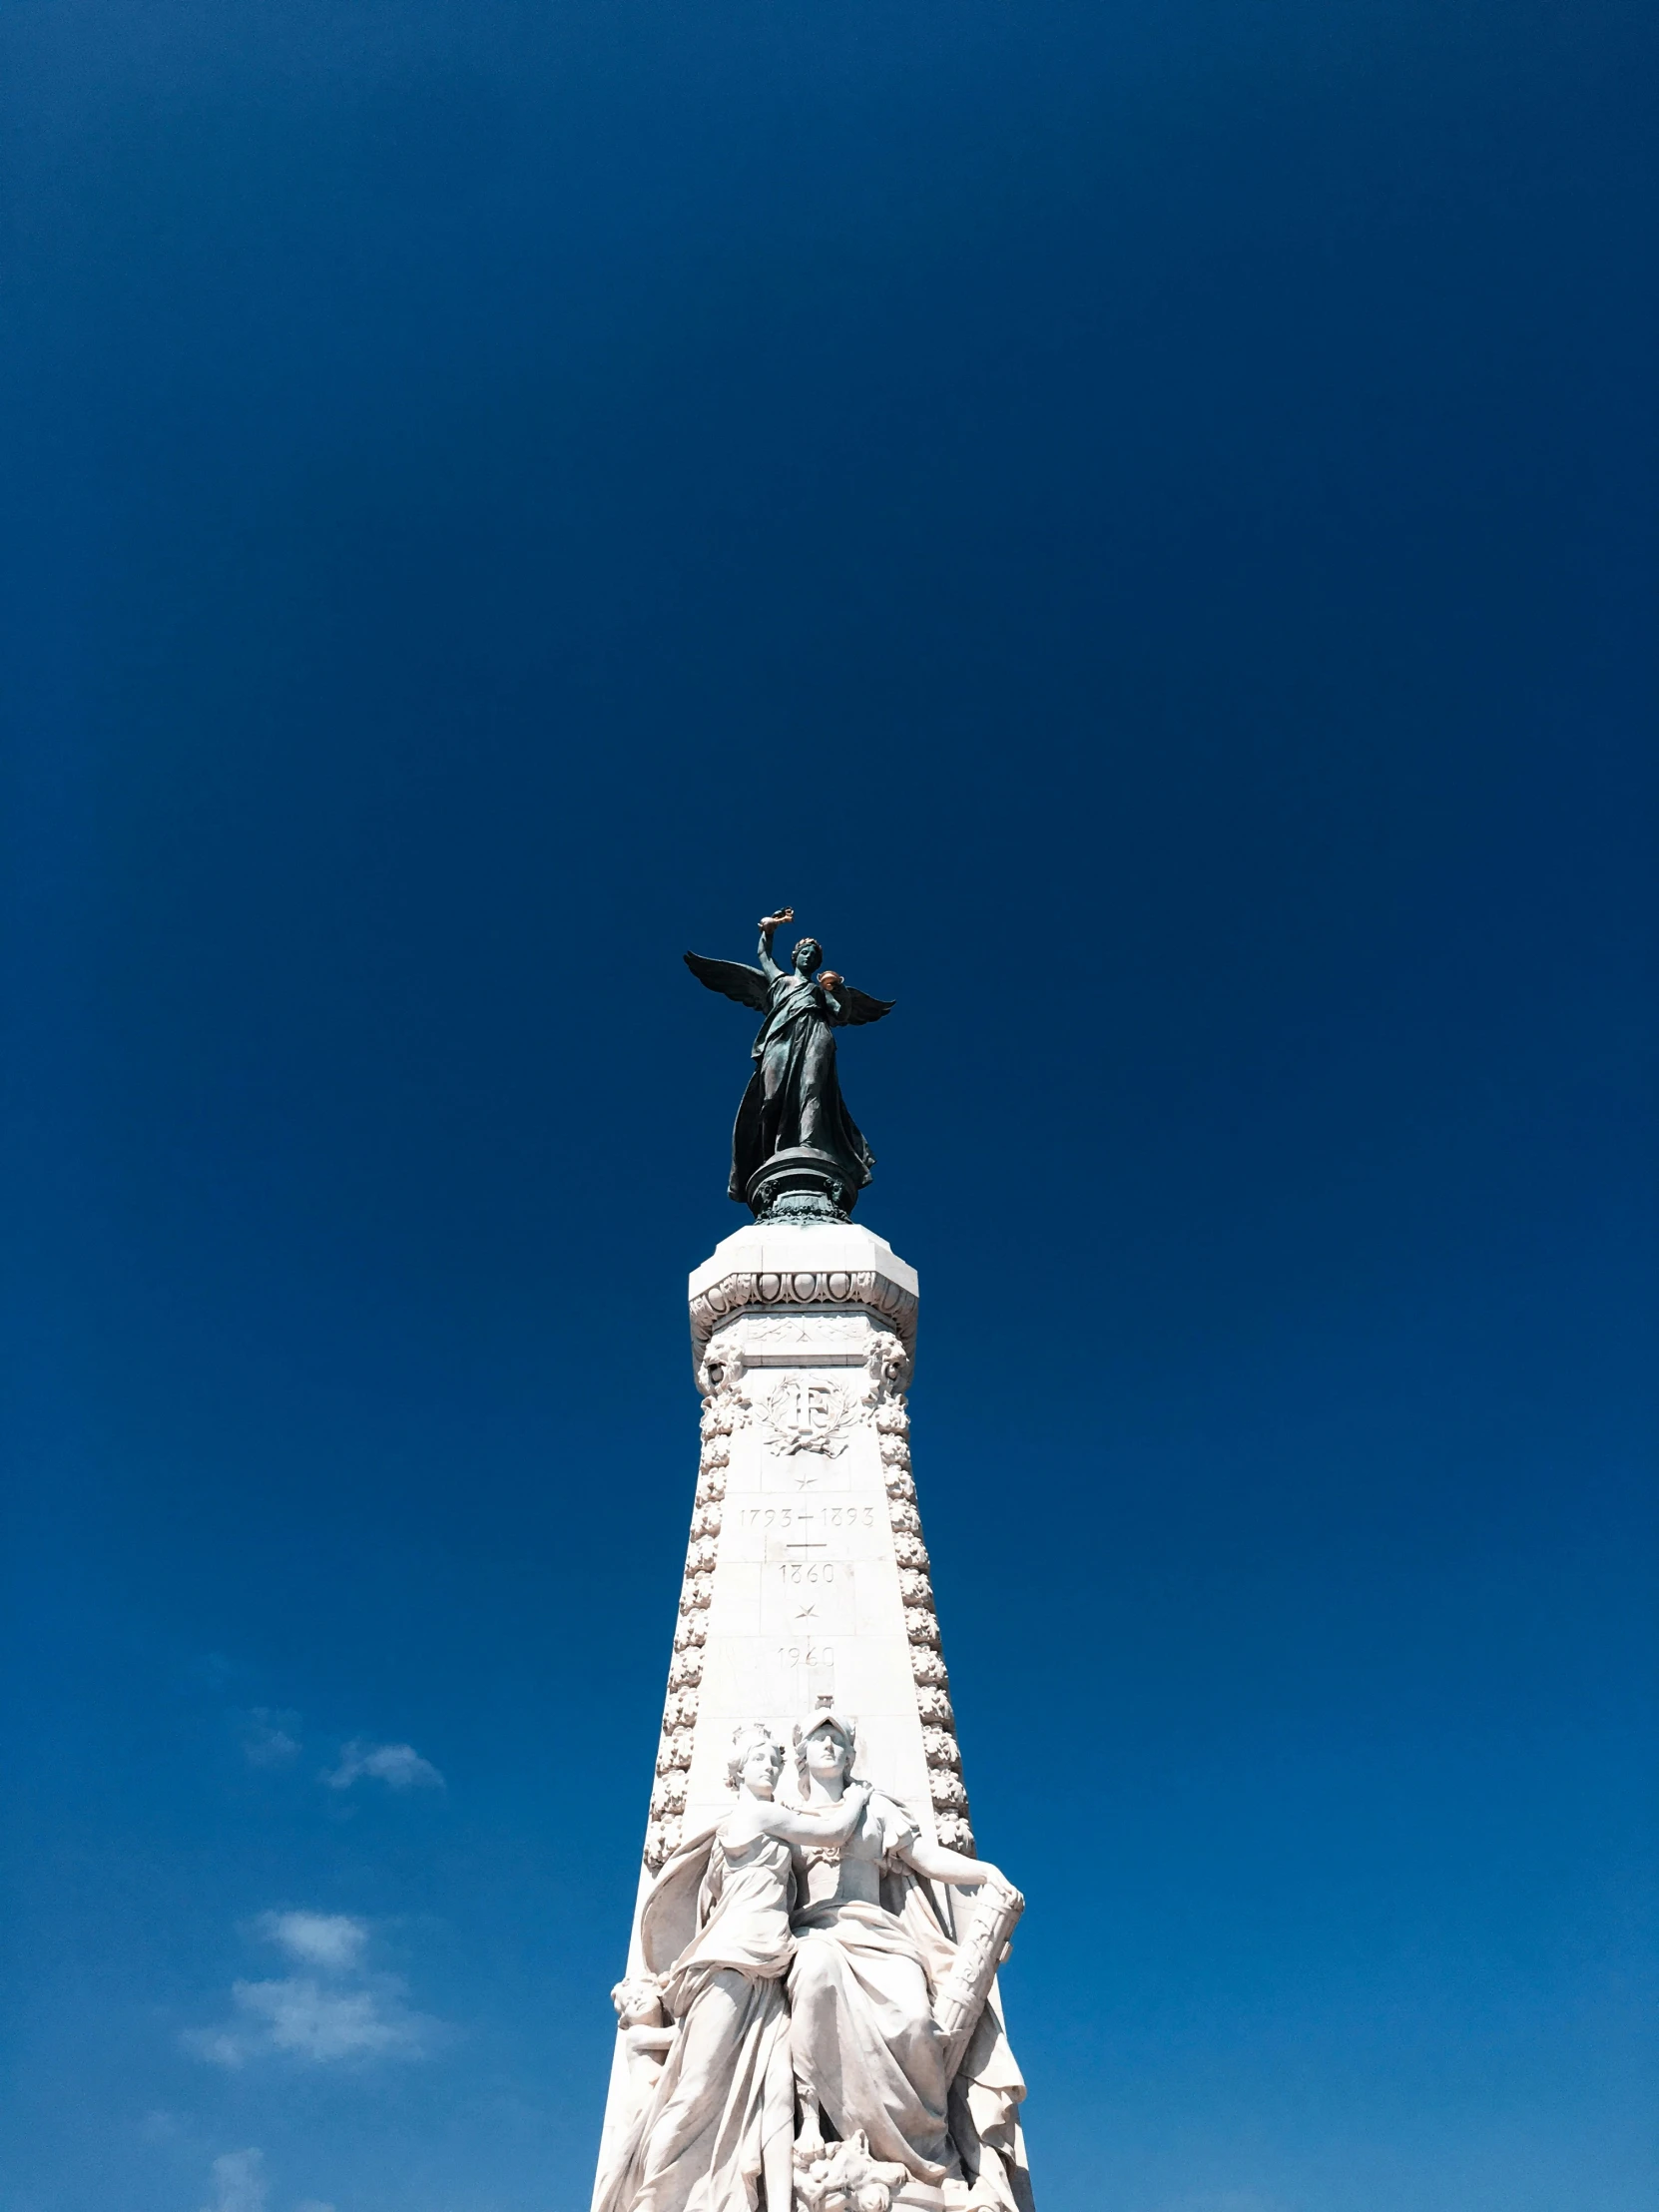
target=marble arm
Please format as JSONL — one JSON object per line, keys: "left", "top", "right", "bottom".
{"left": 897, "top": 1836, "right": 1002, "bottom": 1887}
{"left": 623, "top": 2024, "right": 677, "bottom": 2055}
{"left": 756, "top": 1784, "right": 871, "bottom": 1850}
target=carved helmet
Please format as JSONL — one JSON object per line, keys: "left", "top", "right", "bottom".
{"left": 792, "top": 1701, "right": 860, "bottom": 1782}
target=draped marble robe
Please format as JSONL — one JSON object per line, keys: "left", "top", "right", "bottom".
{"left": 596, "top": 1825, "right": 798, "bottom": 2212}
{"left": 789, "top": 1793, "right": 1035, "bottom": 2212}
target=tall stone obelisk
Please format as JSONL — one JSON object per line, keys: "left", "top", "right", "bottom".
{"left": 592, "top": 917, "right": 1032, "bottom": 2212}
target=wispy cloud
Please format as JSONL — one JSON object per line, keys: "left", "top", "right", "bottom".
{"left": 238, "top": 1709, "right": 301, "bottom": 1768}
{"left": 194, "top": 1977, "right": 431, "bottom": 2064}
{"left": 258, "top": 1911, "right": 367, "bottom": 1971}
{"left": 185, "top": 1913, "right": 439, "bottom": 2068}
{"left": 201, "top": 2149, "right": 267, "bottom": 2212}
{"left": 322, "top": 1739, "right": 444, "bottom": 1792}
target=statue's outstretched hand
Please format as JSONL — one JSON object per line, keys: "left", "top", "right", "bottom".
{"left": 759, "top": 907, "right": 794, "bottom": 932}
{"left": 817, "top": 969, "right": 842, "bottom": 992}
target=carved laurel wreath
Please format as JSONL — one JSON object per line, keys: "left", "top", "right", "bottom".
{"left": 758, "top": 1376, "right": 856, "bottom": 1457}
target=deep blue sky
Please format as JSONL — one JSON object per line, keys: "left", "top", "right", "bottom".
{"left": 3, "top": 1, "right": 1655, "bottom": 2209}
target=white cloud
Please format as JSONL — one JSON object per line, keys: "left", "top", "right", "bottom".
{"left": 201, "top": 2149, "right": 267, "bottom": 2212}
{"left": 323, "top": 1739, "right": 444, "bottom": 1792}
{"left": 260, "top": 1911, "right": 367, "bottom": 1971}
{"left": 239, "top": 1709, "right": 301, "bottom": 1768}
{"left": 185, "top": 1912, "right": 438, "bottom": 2068}
{"left": 228, "top": 1975, "right": 430, "bottom": 2061}
{"left": 186, "top": 1973, "right": 433, "bottom": 2067}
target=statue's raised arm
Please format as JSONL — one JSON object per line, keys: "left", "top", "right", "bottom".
{"left": 756, "top": 906, "right": 794, "bottom": 980}
{"left": 683, "top": 912, "right": 893, "bottom": 1223}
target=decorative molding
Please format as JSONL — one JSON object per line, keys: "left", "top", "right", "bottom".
{"left": 657, "top": 1729, "right": 695, "bottom": 1772}
{"left": 696, "top": 1341, "right": 751, "bottom": 1419}
{"left": 920, "top": 1727, "right": 959, "bottom": 1769}
{"left": 650, "top": 1771, "right": 687, "bottom": 1816}
{"left": 875, "top": 1382, "right": 974, "bottom": 1849}
{"left": 689, "top": 1267, "right": 917, "bottom": 1373}
{"left": 863, "top": 1333, "right": 913, "bottom": 1404}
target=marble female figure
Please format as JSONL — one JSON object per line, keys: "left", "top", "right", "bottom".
{"left": 786, "top": 1713, "right": 1034, "bottom": 2212}
{"left": 597, "top": 1726, "right": 871, "bottom": 2212}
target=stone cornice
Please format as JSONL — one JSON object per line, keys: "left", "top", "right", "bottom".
{"left": 688, "top": 1265, "right": 918, "bottom": 1369}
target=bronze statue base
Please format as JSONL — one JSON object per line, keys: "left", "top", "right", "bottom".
{"left": 744, "top": 1147, "right": 860, "bottom": 1224}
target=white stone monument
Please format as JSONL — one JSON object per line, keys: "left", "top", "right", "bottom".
{"left": 592, "top": 912, "right": 1034, "bottom": 2212}
{"left": 591, "top": 1222, "right": 1034, "bottom": 2212}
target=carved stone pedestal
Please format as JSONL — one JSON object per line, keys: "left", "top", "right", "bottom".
{"left": 591, "top": 1220, "right": 1030, "bottom": 2212}
{"left": 745, "top": 1144, "right": 865, "bottom": 1223}
{"left": 646, "top": 1220, "right": 956, "bottom": 1874}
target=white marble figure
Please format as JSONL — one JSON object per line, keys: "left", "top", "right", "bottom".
{"left": 613, "top": 1974, "right": 676, "bottom": 2096}
{"left": 786, "top": 1712, "right": 1033, "bottom": 2212}
{"left": 597, "top": 1726, "right": 872, "bottom": 2212}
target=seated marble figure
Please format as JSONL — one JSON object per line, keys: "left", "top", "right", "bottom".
{"left": 600, "top": 1717, "right": 1032, "bottom": 2212}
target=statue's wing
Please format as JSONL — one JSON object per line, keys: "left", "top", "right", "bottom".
{"left": 836, "top": 984, "right": 895, "bottom": 1026}
{"left": 684, "top": 951, "right": 770, "bottom": 1011}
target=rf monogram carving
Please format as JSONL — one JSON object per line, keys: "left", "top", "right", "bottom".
{"left": 760, "top": 1376, "right": 857, "bottom": 1457}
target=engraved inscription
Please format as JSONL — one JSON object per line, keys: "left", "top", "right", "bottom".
{"left": 743, "top": 1504, "right": 876, "bottom": 1533}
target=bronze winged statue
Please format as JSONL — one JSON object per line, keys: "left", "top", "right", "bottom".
{"left": 685, "top": 909, "right": 894, "bottom": 1221}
